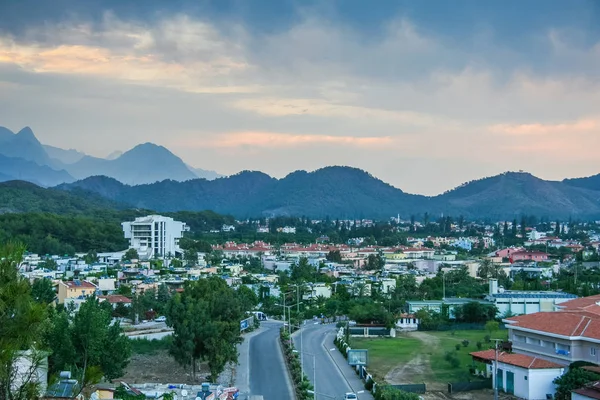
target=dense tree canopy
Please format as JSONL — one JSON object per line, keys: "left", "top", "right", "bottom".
{"left": 166, "top": 277, "right": 249, "bottom": 381}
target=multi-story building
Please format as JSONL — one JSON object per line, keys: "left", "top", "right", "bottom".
{"left": 471, "top": 294, "right": 600, "bottom": 399}
{"left": 57, "top": 279, "right": 98, "bottom": 310}
{"left": 122, "top": 215, "right": 189, "bottom": 260}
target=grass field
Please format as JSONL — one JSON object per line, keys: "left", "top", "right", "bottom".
{"left": 349, "top": 329, "right": 508, "bottom": 384}
{"left": 350, "top": 335, "right": 424, "bottom": 382}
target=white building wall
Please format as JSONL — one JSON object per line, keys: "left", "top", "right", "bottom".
{"left": 528, "top": 368, "right": 563, "bottom": 400}
{"left": 573, "top": 393, "right": 597, "bottom": 400}
{"left": 494, "top": 361, "right": 563, "bottom": 400}
{"left": 122, "top": 215, "right": 188, "bottom": 260}
{"left": 12, "top": 351, "right": 48, "bottom": 396}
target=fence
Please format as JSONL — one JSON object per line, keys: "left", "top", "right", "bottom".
{"left": 349, "top": 327, "right": 391, "bottom": 337}
{"left": 390, "top": 384, "right": 426, "bottom": 394}
{"left": 447, "top": 380, "right": 492, "bottom": 393}
{"left": 419, "top": 323, "right": 508, "bottom": 331}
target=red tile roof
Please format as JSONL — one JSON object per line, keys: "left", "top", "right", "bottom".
{"left": 98, "top": 295, "right": 132, "bottom": 304}
{"left": 470, "top": 349, "right": 563, "bottom": 369}
{"left": 572, "top": 381, "right": 600, "bottom": 399}
{"left": 505, "top": 312, "right": 600, "bottom": 339}
{"left": 62, "top": 280, "right": 97, "bottom": 289}
{"left": 558, "top": 294, "right": 600, "bottom": 312}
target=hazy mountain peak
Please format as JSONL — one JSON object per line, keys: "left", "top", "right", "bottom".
{"left": 106, "top": 150, "right": 123, "bottom": 160}
{"left": 16, "top": 126, "right": 38, "bottom": 142}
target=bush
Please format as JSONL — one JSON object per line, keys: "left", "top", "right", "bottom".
{"left": 365, "top": 377, "right": 374, "bottom": 391}
{"left": 484, "top": 334, "right": 491, "bottom": 343}
{"left": 444, "top": 351, "right": 460, "bottom": 368}
{"left": 476, "top": 341, "right": 482, "bottom": 350}
{"left": 462, "top": 340, "right": 470, "bottom": 348}
{"left": 374, "top": 385, "right": 421, "bottom": 400}
{"left": 455, "top": 344, "right": 461, "bottom": 351}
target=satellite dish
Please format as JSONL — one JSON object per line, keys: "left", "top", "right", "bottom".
{"left": 181, "top": 389, "right": 188, "bottom": 397}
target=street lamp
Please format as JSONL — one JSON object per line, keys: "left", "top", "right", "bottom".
{"left": 492, "top": 338, "right": 503, "bottom": 400}
{"left": 293, "top": 350, "right": 316, "bottom": 400}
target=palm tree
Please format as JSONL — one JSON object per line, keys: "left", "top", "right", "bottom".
{"left": 477, "top": 259, "right": 495, "bottom": 280}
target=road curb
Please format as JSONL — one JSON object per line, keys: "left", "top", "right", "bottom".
{"left": 278, "top": 333, "right": 299, "bottom": 400}
{"left": 321, "top": 331, "right": 357, "bottom": 392}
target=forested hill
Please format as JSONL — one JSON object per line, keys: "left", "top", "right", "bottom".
{"left": 0, "top": 180, "right": 126, "bottom": 214}
{"left": 0, "top": 180, "right": 237, "bottom": 255}
{"left": 58, "top": 167, "right": 431, "bottom": 218}
{"left": 58, "top": 168, "right": 600, "bottom": 219}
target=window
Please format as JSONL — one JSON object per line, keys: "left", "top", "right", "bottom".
{"left": 592, "top": 347, "right": 597, "bottom": 356}
{"left": 514, "top": 334, "right": 525, "bottom": 342}
{"left": 524, "top": 376, "right": 528, "bottom": 381}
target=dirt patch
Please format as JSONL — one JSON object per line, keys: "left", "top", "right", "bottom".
{"left": 384, "top": 331, "right": 445, "bottom": 390}
{"left": 407, "top": 331, "right": 440, "bottom": 347}
{"left": 119, "top": 350, "right": 210, "bottom": 385}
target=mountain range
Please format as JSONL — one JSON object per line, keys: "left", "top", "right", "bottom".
{"left": 4, "top": 125, "right": 600, "bottom": 219}
{"left": 53, "top": 168, "right": 600, "bottom": 219}
{"left": 0, "top": 126, "right": 222, "bottom": 186}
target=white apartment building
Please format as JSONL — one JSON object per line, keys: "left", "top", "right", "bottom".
{"left": 122, "top": 215, "right": 189, "bottom": 260}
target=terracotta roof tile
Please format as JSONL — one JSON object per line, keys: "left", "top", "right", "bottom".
{"left": 470, "top": 349, "right": 563, "bottom": 369}
{"left": 506, "top": 311, "right": 600, "bottom": 340}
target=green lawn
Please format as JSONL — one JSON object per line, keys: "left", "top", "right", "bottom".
{"left": 427, "top": 329, "right": 508, "bottom": 382}
{"left": 350, "top": 336, "right": 424, "bottom": 382}
{"left": 349, "top": 329, "right": 508, "bottom": 384}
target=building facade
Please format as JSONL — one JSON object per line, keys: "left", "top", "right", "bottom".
{"left": 122, "top": 215, "right": 189, "bottom": 260}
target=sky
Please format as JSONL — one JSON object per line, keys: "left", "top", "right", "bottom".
{"left": 1, "top": 0, "right": 600, "bottom": 195}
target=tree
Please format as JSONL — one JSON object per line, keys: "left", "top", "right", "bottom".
{"left": 122, "top": 248, "right": 139, "bottom": 261}
{"left": 365, "top": 254, "right": 385, "bottom": 271}
{"left": 0, "top": 242, "right": 48, "bottom": 400}
{"left": 39, "top": 258, "right": 58, "bottom": 271}
{"left": 290, "top": 258, "right": 315, "bottom": 282}
{"left": 84, "top": 249, "right": 98, "bottom": 265}
{"left": 45, "top": 297, "right": 131, "bottom": 393}
{"left": 485, "top": 320, "right": 500, "bottom": 336}
{"left": 554, "top": 367, "right": 600, "bottom": 400}
{"left": 31, "top": 278, "right": 56, "bottom": 305}
{"left": 237, "top": 285, "right": 259, "bottom": 312}
{"left": 166, "top": 277, "right": 247, "bottom": 381}
{"left": 454, "top": 302, "right": 498, "bottom": 323}
{"left": 326, "top": 250, "right": 342, "bottom": 263}
{"left": 183, "top": 249, "right": 198, "bottom": 267}
{"left": 207, "top": 250, "right": 223, "bottom": 267}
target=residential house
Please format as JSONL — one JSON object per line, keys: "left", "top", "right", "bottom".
{"left": 303, "top": 283, "right": 332, "bottom": 300}
{"left": 98, "top": 295, "right": 132, "bottom": 309}
{"left": 57, "top": 280, "right": 98, "bottom": 305}
{"left": 396, "top": 313, "right": 419, "bottom": 331}
{"left": 495, "top": 247, "right": 526, "bottom": 260}
{"left": 470, "top": 349, "right": 564, "bottom": 399}
{"left": 509, "top": 251, "right": 549, "bottom": 263}
{"left": 573, "top": 381, "right": 600, "bottom": 400}
{"left": 488, "top": 293, "right": 600, "bottom": 399}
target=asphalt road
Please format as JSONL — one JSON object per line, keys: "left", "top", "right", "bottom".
{"left": 248, "top": 321, "right": 294, "bottom": 400}
{"left": 294, "top": 323, "right": 374, "bottom": 400}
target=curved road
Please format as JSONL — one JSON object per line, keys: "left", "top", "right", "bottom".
{"left": 248, "top": 321, "right": 294, "bottom": 400}
{"left": 294, "top": 323, "right": 374, "bottom": 400}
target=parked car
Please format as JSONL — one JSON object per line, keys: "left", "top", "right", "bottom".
{"left": 155, "top": 316, "right": 166, "bottom": 322}
{"left": 344, "top": 393, "right": 357, "bottom": 400}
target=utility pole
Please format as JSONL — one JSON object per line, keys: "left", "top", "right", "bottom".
{"left": 492, "top": 338, "right": 502, "bottom": 400}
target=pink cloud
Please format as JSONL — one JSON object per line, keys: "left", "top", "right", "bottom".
{"left": 175, "top": 131, "right": 394, "bottom": 149}
{"left": 489, "top": 119, "right": 599, "bottom": 136}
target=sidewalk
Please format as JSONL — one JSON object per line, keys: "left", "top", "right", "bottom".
{"left": 321, "top": 331, "right": 374, "bottom": 400}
